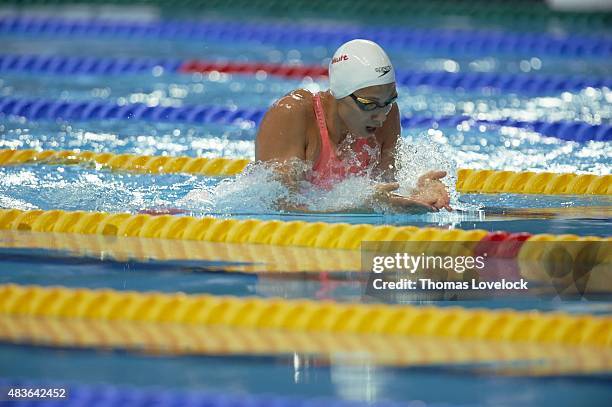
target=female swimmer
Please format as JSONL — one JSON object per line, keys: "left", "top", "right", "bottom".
{"left": 255, "top": 39, "right": 452, "bottom": 213}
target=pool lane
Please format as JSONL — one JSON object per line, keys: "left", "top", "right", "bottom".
{"left": 1, "top": 246, "right": 610, "bottom": 314}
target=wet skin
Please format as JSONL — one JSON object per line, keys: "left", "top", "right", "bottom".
{"left": 255, "top": 84, "right": 452, "bottom": 212}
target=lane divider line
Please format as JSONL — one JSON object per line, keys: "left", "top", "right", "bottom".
{"left": 1, "top": 284, "right": 610, "bottom": 347}
{"left": 1, "top": 53, "right": 609, "bottom": 95}
{"left": 1, "top": 96, "right": 609, "bottom": 142}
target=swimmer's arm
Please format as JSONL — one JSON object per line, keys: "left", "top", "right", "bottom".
{"left": 255, "top": 94, "right": 311, "bottom": 211}
{"left": 255, "top": 94, "right": 308, "bottom": 164}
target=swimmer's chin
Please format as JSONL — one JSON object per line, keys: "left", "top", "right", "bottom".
{"left": 364, "top": 126, "right": 378, "bottom": 136}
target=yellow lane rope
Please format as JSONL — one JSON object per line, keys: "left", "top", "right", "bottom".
{"left": 0, "top": 148, "right": 249, "bottom": 176}
{"left": 456, "top": 169, "right": 611, "bottom": 195}
{"left": 1, "top": 230, "right": 609, "bottom": 297}
{"left": 0, "top": 208, "right": 489, "bottom": 250}
{"left": 0, "top": 230, "right": 361, "bottom": 273}
{"left": 0, "top": 230, "right": 612, "bottom": 300}
{"left": 2, "top": 315, "right": 609, "bottom": 376}
{"left": 1, "top": 149, "right": 609, "bottom": 194}
{"left": 1, "top": 284, "right": 610, "bottom": 347}
{"left": 1, "top": 209, "right": 609, "bottom": 296}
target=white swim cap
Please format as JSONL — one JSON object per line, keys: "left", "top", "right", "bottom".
{"left": 329, "top": 39, "right": 395, "bottom": 99}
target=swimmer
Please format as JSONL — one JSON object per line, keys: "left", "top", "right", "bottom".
{"left": 256, "top": 39, "right": 452, "bottom": 213}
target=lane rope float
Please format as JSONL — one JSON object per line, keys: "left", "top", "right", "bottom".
{"left": 1, "top": 15, "right": 611, "bottom": 58}
{"left": 0, "top": 208, "right": 490, "bottom": 250}
{"left": 456, "top": 168, "right": 611, "bottom": 195}
{"left": 0, "top": 229, "right": 362, "bottom": 273}
{"left": 0, "top": 148, "right": 250, "bottom": 176}
{"left": 2, "top": 314, "right": 610, "bottom": 375}
{"left": 1, "top": 53, "right": 609, "bottom": 95}
{"left": 1, "top": 227, "right": 609, "bottom": 293}
{"left": 0, "top": 284, "right": 610, "bottom": 347}
{"left": 1, "top": 96, "right": 610, "bottom": 142}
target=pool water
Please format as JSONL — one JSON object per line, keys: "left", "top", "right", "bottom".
{"left": 0, "top": 3, "right": 610, "bottom": 406}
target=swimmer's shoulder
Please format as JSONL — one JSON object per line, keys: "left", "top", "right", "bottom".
{"left": 270, "top": 88, "right": 315, "bottom": 118}
{"left": 260, "top": 88, "right": 316, "bottom": 135}
{"left": 256, "top": 89, "right": 315, "bottom": 160}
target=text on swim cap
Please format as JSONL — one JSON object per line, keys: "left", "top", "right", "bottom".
{"left": 331, "top": 55, "right": 349, "bottom": 64}
{"left": 375, "top": 65, "right": 392, "bottom": 77}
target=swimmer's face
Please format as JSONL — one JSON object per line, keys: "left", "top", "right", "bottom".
{"left": 337, "top": 83, "right": 397, "bottom": 138}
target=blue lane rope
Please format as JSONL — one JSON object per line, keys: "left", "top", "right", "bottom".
{"left": 0, "top": 378, "right": 400, "bottom": 407}
{"left": 0, "top": 54, "right": 182, "bottom": 75}
{"left": 0, "top": 96, "right": 609, "bottom": 142}
{"left": 1, "top": 15, "right": 611, "bottom": 58}
{"left": 0, "top": 54, "right": 610, "bottom": 95}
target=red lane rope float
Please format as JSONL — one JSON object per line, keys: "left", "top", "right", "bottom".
{"left": 179, "top": 60, "right": 328, "bottom": 79}
{"left": 476, "top": 232, "right": 533, "bottom": 258}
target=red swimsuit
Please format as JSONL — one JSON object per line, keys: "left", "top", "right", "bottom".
{"left": 310, "top": 93, "right": 373, "bottom": 189}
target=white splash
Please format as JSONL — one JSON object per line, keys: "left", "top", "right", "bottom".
{"left": 176, "top": 137, "right": 476, "bottom": 215}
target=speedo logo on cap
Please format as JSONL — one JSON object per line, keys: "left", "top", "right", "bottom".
{"left": 375, "top": 65, "right": 392, "bottom": 77}
{"left": 331, "top": 54, "right": 349, "bottom": 64}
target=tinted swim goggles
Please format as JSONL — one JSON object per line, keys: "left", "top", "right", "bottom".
{"left": 349, "top": 93, "right": 398, "bottom": 111}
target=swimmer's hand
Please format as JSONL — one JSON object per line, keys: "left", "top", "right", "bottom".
{"left": 373, "top": 183, "right": 438, "bottom": 213}
{"left": 410, "top": 170, "right": 453, "bottom": 211}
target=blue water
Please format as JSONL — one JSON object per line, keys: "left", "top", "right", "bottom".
{"left": 0, "top": 6, "right": 611, "bottom": 407}
{"left": 2, "top": 344, "right": 611, "bottom": 407}
{"left": 0, "top": 165, "right": 610, "bottom": 236}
